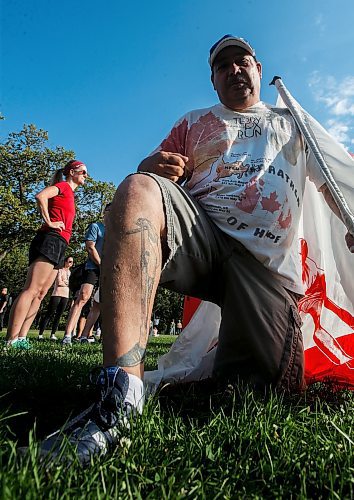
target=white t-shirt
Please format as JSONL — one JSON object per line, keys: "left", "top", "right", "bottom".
{"left": 155, "top": 102, "right": 325, "bottom": 293}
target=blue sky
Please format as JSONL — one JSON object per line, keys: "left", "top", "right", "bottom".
{"left": 1, "top": 0, "right": 354, "bottom": 186}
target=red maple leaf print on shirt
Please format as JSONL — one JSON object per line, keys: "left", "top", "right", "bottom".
{"left": 160, "top": 118, "right": 188, "bottom": 155}
{"left": 260, "top": 191, "right": 281, "bottom": 213}
{"left": 188, "top": 112, "right": 228, "bottom": 154}
{"left": 278, "top": 209, "right": 292, "bottom": 229}
{"left": 235, "top": 177, "right": 264, "bottom": 214}
{"left": 186, "top": 112, "right": 230, "bottom": 188}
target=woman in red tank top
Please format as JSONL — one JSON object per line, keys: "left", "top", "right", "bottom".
{"left": 6, "top": 160, "right": 88, "bottom": 348}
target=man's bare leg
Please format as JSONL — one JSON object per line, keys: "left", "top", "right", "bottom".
{"left": 101, "top": 175, "right": 165, "bottom": 378}
{"left": 64, "top": 283, "right": 93, "bottom": 337}
{"left": 80, "top": 301, "right": 100, "bottom": 339}
{"left": 37, "top": 176, "right": 165, "bottom": 461}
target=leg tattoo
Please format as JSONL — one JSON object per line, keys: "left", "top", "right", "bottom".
{"left": 117, "top": 218, "right": 160, "bottom": 367}
{"left": 115, "top": 343, "right": 146, "bottom": 367}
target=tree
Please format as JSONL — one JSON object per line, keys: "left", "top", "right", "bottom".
{"left": 153, "top": 288, "right": 184, "bottom": 334}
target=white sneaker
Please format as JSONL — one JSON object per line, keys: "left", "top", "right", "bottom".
{"left": 38, "top": 335, "right": 44, "bottom": 340}
{"left": 38, "top": 367, "right": 139, "bottom": 465}
{"left": 50, "top": 335, "right": 58, "bottom": 341}
{"left": 62, "top": 336, "right": 72, "bottom": 346}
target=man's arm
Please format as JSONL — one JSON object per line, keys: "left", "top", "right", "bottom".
{"left": 138, "top": 151, "right": 189, "bottom": 183}
{"left": 319, "top": 184, "right": 354, "bottom": 252}
{"left": 85, "top": 240, "right": 101, "bottom": 266}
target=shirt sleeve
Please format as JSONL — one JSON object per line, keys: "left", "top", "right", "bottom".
{"left": 305, "top": 145, "right": 326, "bottom": 190}
{"left": 149, "top": 114, "right": 189, "bottom": 157}
{"left": 85, "top": 223, "right": 99, "bottom": 242}
{"left": 55, "top": 181, "right": 68, "bottom": 196}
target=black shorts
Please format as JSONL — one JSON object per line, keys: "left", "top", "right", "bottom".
{"left": 29, "top": 231, "right": 67, "bottom": 270}
{"left": 83, "top": 268, "right": 100, "bottom": 286}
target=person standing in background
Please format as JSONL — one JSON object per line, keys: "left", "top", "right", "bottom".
{"left": 0, "top": 288, "right": 9, "bottom": 331}
{"left": 37, "top": 256, "right": 74, "bottom": 340}
{"left": 176, "top": 320, "right": 183, "bottom": 335}
{"left": 169, "top": 319, "right": 176, "bottom": 335}
{"left": 6, "top": 160, "right": 87, "bottom": 349}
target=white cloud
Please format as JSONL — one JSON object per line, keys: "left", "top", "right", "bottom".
{"left": 308, "top": 72, "right": 354, "bottom": 148}
{"left": 326, "top": 119, "right": 350, "bottom": 144}
{"left": 309, "top": 73, "right": 354, "bottom": 116}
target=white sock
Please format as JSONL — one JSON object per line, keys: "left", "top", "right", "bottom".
{"left": 7, "top": 338, "right": 19, "bottom": 345}
{"left": 126, "top": 373, "right": 144, "bottom": 414}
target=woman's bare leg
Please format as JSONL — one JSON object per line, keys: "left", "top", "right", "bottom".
{"left": 18, "top": 267, "right": 58, "bottom": 338}
{"left": 7, "top": 259, "right": 57, "bottom": 341}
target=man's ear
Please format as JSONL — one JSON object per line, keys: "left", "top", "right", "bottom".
{"left": 211, "top": 71, "right": 216, "bottom": 90}
{"left": 257, "top": 61, "right": 262, "bottom": 79}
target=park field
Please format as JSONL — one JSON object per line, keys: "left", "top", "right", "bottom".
{"left": 1, "top": 332, "right": 354, "bottom": 499}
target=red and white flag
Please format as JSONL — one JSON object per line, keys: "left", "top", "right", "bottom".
{"left": 144, "top": 98, "right": 354, "bottom": 393}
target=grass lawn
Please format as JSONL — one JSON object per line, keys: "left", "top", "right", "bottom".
{"left": 1, "top": 331, "right": 354, "bottom": 499}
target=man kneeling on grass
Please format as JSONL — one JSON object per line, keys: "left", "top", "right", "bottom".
{"left": 39, "top": 35, "right": 354, "bottom": 464}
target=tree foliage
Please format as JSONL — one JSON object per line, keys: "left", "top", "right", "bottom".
{"left": 153, "top": 288, "right": 184, "bottom": 333}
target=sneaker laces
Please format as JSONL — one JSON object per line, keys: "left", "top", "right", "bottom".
{"left": 88, "top": 367, "right": 130, "bottom": 432}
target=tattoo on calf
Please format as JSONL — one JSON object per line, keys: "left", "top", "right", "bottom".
{"left": 126, "top": 218, "right": 160, "bottom": 347}
{"left": 116, "top": 342, "right": 146, "bottom": 367}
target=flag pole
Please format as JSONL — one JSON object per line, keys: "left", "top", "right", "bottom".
{"left": 270, "top": 76, "right": 354, "bottom": 236}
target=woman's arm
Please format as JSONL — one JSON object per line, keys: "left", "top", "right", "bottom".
{"left": 35, "top": 185, "right": 64, "bottom": 231}
{"left": 56, "top": 269, "right": 68, "bottom": 287}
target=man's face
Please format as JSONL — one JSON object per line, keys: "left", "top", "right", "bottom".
{"left": 211, "top": 46, "right": 262, "bottom": 110}
{"left": 1, "top": 288, "right": 7, "bottom": 294}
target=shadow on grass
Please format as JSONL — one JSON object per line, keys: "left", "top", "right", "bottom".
{"left": 0, "top": 348, "right": 96, "bottom": 445}
{"left": 156, "top": 376, "right": 354, "bottom": 423}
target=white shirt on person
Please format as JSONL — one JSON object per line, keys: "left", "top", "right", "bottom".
{"left": 154, "top": 101, "right": 324, "bottom": 293}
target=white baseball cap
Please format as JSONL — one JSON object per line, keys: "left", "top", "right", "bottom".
{"left": 209, "top": 35, "right": 256, "bottom": 67}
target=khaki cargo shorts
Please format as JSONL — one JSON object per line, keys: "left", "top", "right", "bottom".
{"left": 136, "top": 172, "right": 305, "bottom": 391}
